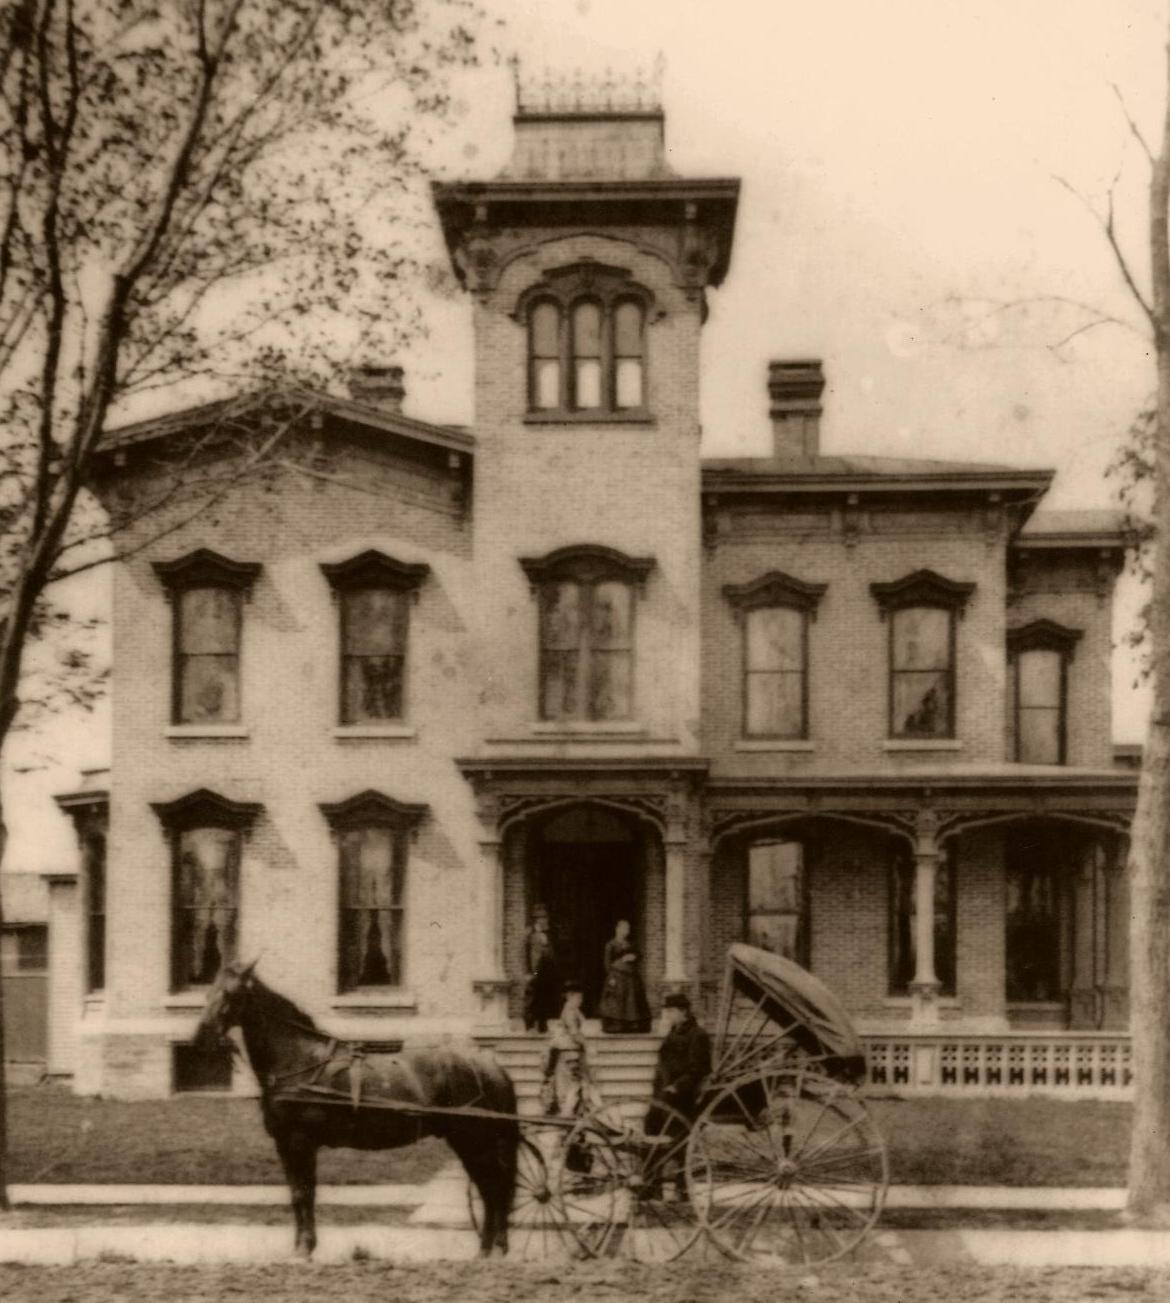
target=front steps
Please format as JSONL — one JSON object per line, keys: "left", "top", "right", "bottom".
{"left": 474, "top": 1031, "right": 661, "bottom": 1116}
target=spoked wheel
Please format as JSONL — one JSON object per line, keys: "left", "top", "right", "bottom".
{"left": 555, "top": 1097, "right": 705, "bottom": 1262}
{"left": 687, "top": 1067, "right": 888, "bottom": 1268}
{"left": 467, "top": 1134, "right": 574, "bottom": 1261}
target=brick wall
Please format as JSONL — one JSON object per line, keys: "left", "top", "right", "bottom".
{"left": 702, "top": 511, "right": 1009, "bottom": 773}
{"left": 98, "top": 434, "right": 487, "bottom": 1096}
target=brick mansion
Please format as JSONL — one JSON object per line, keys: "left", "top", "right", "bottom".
{"left": 42, "top": 94, "right": 1135, "bottom": 1099}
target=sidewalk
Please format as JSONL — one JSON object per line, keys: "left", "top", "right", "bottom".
{"left": 6, "top": 1178, "right": 1131, "bottom": 1212}
{"left": 2, "top": 1222, "right": 1170, "bottom": 1268}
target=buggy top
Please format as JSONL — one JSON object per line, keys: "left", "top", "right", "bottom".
{"left": 713, "top": 943, "right": 868, "bottom": 1085}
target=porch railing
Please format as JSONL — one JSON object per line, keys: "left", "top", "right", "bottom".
{"left": 863, "top": 1033, "right": 1132, "bottom": 1099}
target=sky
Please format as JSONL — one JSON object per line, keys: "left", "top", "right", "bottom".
{"left": 5, "top": 0, "right": 1166, "bottom": 873}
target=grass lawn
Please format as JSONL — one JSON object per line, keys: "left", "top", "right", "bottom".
{"left": 7, "top": 1084, "right": 1132, "bottom": 1187}
{"left": 872, "top": 1095, "right": 1130, "bottom": 1187}
{"left": 8, "top": 1086, "right": 451, "bottom": 1185}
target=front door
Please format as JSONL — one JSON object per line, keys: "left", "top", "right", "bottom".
{"left": 531, "top": 808, "right": 643, "bottom": 1016}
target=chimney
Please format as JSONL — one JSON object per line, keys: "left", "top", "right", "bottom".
{"left": 349, "top": 363, "right": 406, "bottom": 414}
{"left": 768, "top": 359, "right": 824, "bottom": 458}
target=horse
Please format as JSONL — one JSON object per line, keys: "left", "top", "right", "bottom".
{"left": 192, "top": 960, "right": 519, "bottom": 1258}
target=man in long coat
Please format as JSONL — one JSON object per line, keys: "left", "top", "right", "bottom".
{"left": 642, "top": 991, "right": 711, "bottom": 1199}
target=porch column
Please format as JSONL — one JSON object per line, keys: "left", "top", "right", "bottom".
{"left": 664, "top": 839, "right": 687, "bottom": 985}
{"left": 910, "top": 811, "right": 942, "bottom": 1028}
{"left": 1069, "top": 845, "right": 1099, "bottom": 1029}
{"left": 469, "top": 791, "right": 510, "bottom": 1024}
{"left": 1102, "top": 836, "right": 1130, "bottom": 1029}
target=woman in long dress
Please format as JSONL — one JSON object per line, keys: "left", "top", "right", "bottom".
{"left": 598, "top": 918, "right": 651, "bottom": 1033}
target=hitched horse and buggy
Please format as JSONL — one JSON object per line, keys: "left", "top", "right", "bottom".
{"left": 194, "top": 943, "right": 888, "bottom": 1265}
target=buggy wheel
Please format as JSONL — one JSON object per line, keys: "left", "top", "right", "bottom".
{"left": 687, "top": 1067, "right": 887, "bottom": 1268}
{"left": 554, "top": 1097, "right": 705, "bottom": 1262}
{"left": 467, "top": 1135, "right": 572, "bottom": 1261}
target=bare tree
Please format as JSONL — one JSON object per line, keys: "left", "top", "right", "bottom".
{"left": 1077, "top": 20, "right": 1170, "bottom": 1223}
{"left": 0, "top": 0, "right": 482, "bottom": 1207}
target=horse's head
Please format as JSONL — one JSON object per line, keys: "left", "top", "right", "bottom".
{"left": 192, "top": 958, "right": 259, "bottom": 1053}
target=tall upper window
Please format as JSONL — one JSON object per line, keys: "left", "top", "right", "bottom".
{"left": 153, "top": 551, "right": 261, "bottom": 726}
{"left": 746, "top": 839, "right": 808, "bottom": 966}
{"left": 518, "top": 263, "right": 652, "bottom": 417}
{"left": 320, "top": 552, "right": 430, "bottom": 726}
{"left": 724, "top": 572, "right": 827, "bottom": 740}
{"left": 1008, "top": 620, "right": 1081, "bottom": 765}
{"left": 888, "top": 843, "right": 957, "bottom": 996}
{"left": 521, "top": 546, "right": 655, "bottom": 723}
{"left": 321, "top": 792, "right": 428, "bottom": 993}
{"left": 152, "top": 790, "right": 260, "bottom": 993}
{"left": 871, "top": 571, "right": 975, "bottom": 740}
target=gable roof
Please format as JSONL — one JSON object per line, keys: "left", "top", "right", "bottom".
{"left": 96, "top": 385, "right": 474, "bottom": 469}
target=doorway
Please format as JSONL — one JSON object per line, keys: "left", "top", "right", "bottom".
{"left": 530, "top": 806, "right": 643, "bottom": 1016}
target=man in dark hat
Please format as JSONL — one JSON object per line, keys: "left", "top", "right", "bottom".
{"left": 641, "top": 991, "right": 711, "bottom": 1200}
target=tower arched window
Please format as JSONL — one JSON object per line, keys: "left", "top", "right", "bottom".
{"left": 518, "top": 262, "right": 653, "bottom": 418}
{"left": 529, "top": 300, "right": 561, "bottom": 410}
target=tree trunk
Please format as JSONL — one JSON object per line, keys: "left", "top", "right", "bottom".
{"left": 1127, "top": 346, "right": 1170, "bottom": 1219}
{"left": 1127, "top": 29, "right": 1170, "bottom": 1223}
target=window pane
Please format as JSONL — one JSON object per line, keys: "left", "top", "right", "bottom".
{"left": 571, "top": 301, "right": 602, "bottom": 356}
{"left": 343, "top": 655, "right": 403, "bottom": 722}
{"left": 344, "top": 589, "right": 405, "bottom": 656}
{"left": 590, "top": 649, "right": 631, "bottom": 719}
{"left": 1019, "top": 649, "right": 1061, "bottom": 708}
{"left": 531, "top": 301, "right": 559, "bottom": 356}
{"left": 614, "top": 301, "right": 643, "bottom": 355}
{"left": 1019, "top": 707, "right": 1061, "bottom": 765}
{"left": 748, "top": 842, "right": 805, "bottom": 964}
{"left": 176, "top": 828, "right": 239, "bottom": 987}
{"left": 615, "top": 358, "right": 643, "bottom": 409}
{"left": 179, "top": 588, "right": 239, "bottom": 655}
{"left": 746, "top": 607, "right": 803, "bottom": 672}
{"left": 590, "top": 581, "right": 632, "bottom": 649}
{"left": 746, "top": 671, "right": 804, "bottom": 737}
{"left": 180, "top": 654, "right": 240, "bottom": 723}
{"left": 1005, "top": 851, "right": 1062, "bottom": 1002}
{"left": 340, "top": 827, "right": 404, "bottom": 990}
{"left": 892, "top": 607, "right": 950, "bottom": 671}
{"left": 574, "top": 358, "right": 602, "bottom": 408}
{"left": 533, "top": 358, "right": 561, "bottom": 409}
{"left": 343, "top": 827, "right": 395, "bottom": 906}
{"left": 749, "top": 842, "right": 803, "bottom": 912}
{"left": 540, "top": 650, "right": 579, "bottom": 719}
{"left": 542, "top": 583, "right": 581, "bottom": 649}
{"left": 892, "top": 669, "right": 949, "bottom": 737}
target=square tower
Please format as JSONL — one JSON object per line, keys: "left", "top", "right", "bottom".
{"left": 435, "top": 92, "right": 739, "bottom": 749}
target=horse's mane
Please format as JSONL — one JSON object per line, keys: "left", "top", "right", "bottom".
{"left": 250, "top": 976, "right": 320, "bottom": 1032}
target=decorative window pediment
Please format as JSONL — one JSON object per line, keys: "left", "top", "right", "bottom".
{"left": 152, "top": 549, "right": 261, "bottom": 596}
{"left": 319, "top": 550, "right": 430, "bottom": 597}
{"left": 870, "top": 569, "right": 976, "bottom": 619}
{"left": 519, "top": 544, "right": 655, "bottom": 594}
{"left": 723, "top": 571, "right": 828, "bottom": 621}
{"left": 1007, "top": 619, "right": 1083, "bottom": 658}
{"left": 512, "top": 260, "right": 656, "bottom": 321}
{"left": 319, "top": 790, "right": 429, "bottom": 834}
{"left": 151, "top": 788, "right": 262, "bottom": 834}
